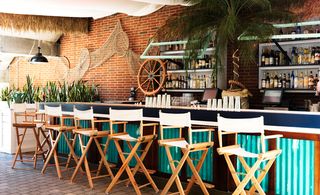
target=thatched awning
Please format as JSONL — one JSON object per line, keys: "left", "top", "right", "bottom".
{"left": 0, "top": 13, "right": 90, "bottom": 34}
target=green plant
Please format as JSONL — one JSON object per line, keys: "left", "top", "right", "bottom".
{"left": 22, "top": 75, "right": 35, "bottom": 103}
{"left": 0, "top": 87, "right": 11, "bottom": 101}
{"left": 44, "top": 81, "right": 60, "bottom": 102}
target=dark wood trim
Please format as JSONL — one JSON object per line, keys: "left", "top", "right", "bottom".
{"left": 265, "top": 130, "right": 320, "bottom": 141}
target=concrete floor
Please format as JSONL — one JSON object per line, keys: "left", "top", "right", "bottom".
{"left": 0, "top": 152, "right": 158, "bottom": 195}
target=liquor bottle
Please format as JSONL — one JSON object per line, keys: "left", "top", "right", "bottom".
{"left": 303, "top": 71, "right": 309, "bottom": 89}
{"left": 298, "top": 72, "right": 304, "bottom": 88}
{"left": 270, "top": 72, "right": 274, "bottom": 88}
{"left": 277, "top": 73, "right": 282, "bottom": 88}
{"left": 282, "top": 73, "right": 286, "bottom": 88}
{"left": 187, "top": 74, "right": 191, "bottom": 89}
{"left": 167, "top": 75, "right": 172, "bottom": 88}
{"left": 261, "top": 49, "right": 266, "bottom": 66}
{"left": 206, "top": 75, "right": 211, "bottom": 88}
{"left": 269, "top": 50, "right": 274, "bottom": 66}
{"left": 314, "top": 73, "right": 319, "bottom": 90}
{"left": 308, "top": 71, "right": 314, "bottom": 89}
{"left": 197, "top": 75, "right": 201, "bottom": 88}
{"left": 316, "top": 47, "right": 320, "bottom": 64}
{"left": 261, "top": 72, "right": 266, "bottom": 88}
{"left": 291, "top": 47, "right": 298, "bottom": 65}
{"left": 274, "top": 73, "right": 278, "bottom": 88}
{"left": 290, "top": 71, "right": 295, "bottom": 88}
{"left": 298, "top": 47, "right": 303, "bottom": 65}
{"left": 190, "top": 75, "right": 194, "bottom": 89}
{"left": 311, "top": 47, "right": 316, "bottom": 64}
{"left": 286, "top": 73, "right": 291, "bottom": 89}
{"left": 294, "top": 71, "right": 299, "bottom": 88}
{"left": 265, "top": 49, "right": 270, "bottom": 66}
{"left": 266, "top": 72, "right": 270, "bottom": 88}
{"left": 275, "top": 51, "right": 280, "bottom": 66}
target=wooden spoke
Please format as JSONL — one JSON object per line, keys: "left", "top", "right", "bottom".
{"left": 140, "top": 78, "right": 149, "bottom": 87}
{"left": 153, "top": 78, "right": 160, "bottom": 85}
{"left": 142, "top": 66, "right": 150, "bottom": 74}
{"left": 154, "top": 66, "right": 162, "bottom": 74}
{"left": 146, "top": 80, "right": 151, "bottom": 91}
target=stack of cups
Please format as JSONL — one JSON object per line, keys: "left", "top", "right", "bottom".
{"left": 222, "top": 96, "right": 228, "bottom": 110}
{"left": 228, "top": 96, "right": 234, "bottom": 111}
{"left": 207, "top": 99, "right": 212, "bottom": 110}
{"left": 166, "top": 94, "right": 171, "bottom": 108}
{"left": 235, "top": 96, "right": 241, "bottom": 111}
{"left": 212, "top": 99, "right": 217, "bottom": 110}
{"left": 157, "top": 94, "right": 162, "bottom": 107}
{"left": 217, "top": 99, "right": 222, "bottom": 110}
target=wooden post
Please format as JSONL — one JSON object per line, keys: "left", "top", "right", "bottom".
{"left": 314, "top": 141, "right": 320, "bottom": 195}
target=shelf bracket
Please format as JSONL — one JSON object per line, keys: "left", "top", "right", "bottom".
{"left": 271, "top": 39, "right": 292, "bottom": 65}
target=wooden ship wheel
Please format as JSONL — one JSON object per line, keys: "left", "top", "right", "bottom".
{"left": 137, "top": 59, "right": 166, "bottom": 96}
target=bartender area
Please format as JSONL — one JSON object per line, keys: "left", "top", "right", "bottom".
{"left": 0, "top": 0, "right": 319, "bottom": 195}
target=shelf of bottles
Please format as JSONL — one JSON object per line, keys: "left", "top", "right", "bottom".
{"left": 258, "top": 38, "right": 320, "bottom": 92}
{"left": 164, "top": 56, "right": 216, "bottom": 92}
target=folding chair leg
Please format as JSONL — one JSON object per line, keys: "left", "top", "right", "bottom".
{"left": 96, "top": 138, "right": 110, "bottom": 177}
{"left": 70, "top": 136, "right": 94, "bottom": 188}
{"left": 93, "top": 138, "right": 114, "bottom": 179}
{"left": 32, "top": 127, "right": 44, "bottom": 169}
{"left": 12, "top": 127, "right": 28, "bottom": 169}
{"left": 65, "top": 133, "right": 77, "bottom": 169}
{"left": 105, "top": 140, "right": 141, "bottom": 195}
{"left": 248, "top": 157, "right": 276, "bottom": 195}
{"left": 126, "top": 141, "right": 159, "bottom": 192}
{"left": 16, "top": 127, "right": 24, "bottom": 162}
{"left": 233, "top": 158, "right": 263, "bottom": 195}
{"left": 185, "top": 149, "right": 209, "bottom": 195}
{"left": 53, "top": 148, "right": 62, "bottom": 179}
{"left": 41, "top": 131, "right": 62, "bottom": 176}
{"left": 164, "top": 146, "right": 185, "bottom": 195}
{"left": 238, "top": 157, "right": 265, "bottom": 195}
{"left": 161, "top": 147, "right": 190, "bottom": 195}
{"left": 224, "top": 154, "right": 246, "bottom": 195}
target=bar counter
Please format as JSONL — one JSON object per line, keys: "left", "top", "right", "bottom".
{"left": 40, "top": 102, "right": 320, "bottom": 195}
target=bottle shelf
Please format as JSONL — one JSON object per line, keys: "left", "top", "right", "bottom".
{"left": 162, "top": 89, "right": 205, "bottom": 93}
{"left": 259, "top": 64, "right": 320, "bottom": 70}
{"left": 260, "top": 89, "right": 316, "bottom": 93}
{"left": 160, "top": 47, "right": 215, "bottom": 55}
{"left": 167, "top": 69, "right": 214, "bottom": 73}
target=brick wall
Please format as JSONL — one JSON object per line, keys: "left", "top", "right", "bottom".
{"left": 9, "top": 5, "right": 183, "bottom": 101}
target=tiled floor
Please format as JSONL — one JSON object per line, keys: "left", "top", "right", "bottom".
{"left": 0, "top": 153, "right": 158, "bottom": 195}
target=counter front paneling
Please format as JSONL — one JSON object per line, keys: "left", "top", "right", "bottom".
{"left": 40, "top": 102, "right": 320, "bottom": 195}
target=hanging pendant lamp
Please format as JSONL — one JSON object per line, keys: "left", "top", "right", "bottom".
{"left": 30, "top": 46, "right": 48, "bottom": 63}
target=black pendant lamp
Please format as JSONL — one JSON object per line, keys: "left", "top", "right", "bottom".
{"left": 30, "top": 46, "right": 48, "bottom": 63}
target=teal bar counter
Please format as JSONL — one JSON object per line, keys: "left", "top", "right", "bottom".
{"left": 40, "top": 102, "right": 320, "bottom": 195}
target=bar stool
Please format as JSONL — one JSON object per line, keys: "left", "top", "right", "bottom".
{"left": 105, "top": 108, "right": 159, "bottom": 195}
{"left": 70, "top": 106, "right": 114, "bottom": 189}
{"left": 41, "top": 105, "right": 79, "bottom": 179}
{"left": 158, "top": 111, "right": 214, "bottom": 195}
{"left": 217, "top": 114, "right": 282, "bottom": 195}
{"left": 11, "top": 103, "right": 46, "bottom": 169}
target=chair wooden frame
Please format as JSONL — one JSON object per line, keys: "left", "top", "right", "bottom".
{"left": 158, "top": 111, "right": 214, "bottom": 195}
{"left": 105, "top": 108, "right": 159, "bottom": 195}
{"left": 217, "top": 114, "right": 283, "bottom": 195}
{"left": 41, "top": 105, "right": 79, "bottom": 179}
{"left": 70, "top": 106, "right": 115, "bottom": 189}
{"left": 11, "top": 103, "right": 47, "bottom": 169}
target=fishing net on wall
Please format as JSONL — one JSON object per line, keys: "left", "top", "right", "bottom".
{"left": 62, "top": 20, "right": 141, "bottom": 83}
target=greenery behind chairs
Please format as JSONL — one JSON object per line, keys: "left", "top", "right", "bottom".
{"left": 0, "top": 75, "right": 100, "bottom": 104}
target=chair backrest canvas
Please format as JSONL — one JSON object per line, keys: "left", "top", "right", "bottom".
{"left": 45, "top": 105, "right": 62, "bottom": 117}
{"left": 12, "top": 103, "right": 26, "bottom": 113}
{"left": 217, "top": 114, "right": 264, "bottom": 134}
{"left": 109, "top": 108, "right": 143, "bottom": 122}
{"left": 74, "top": 106, "right": 94, "bottom": 120}
{"left": 159, "top": 111, "right": 191, "bottom": 128}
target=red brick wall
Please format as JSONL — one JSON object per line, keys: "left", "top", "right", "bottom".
{"left": 60, "top": 5, "right": 183, "bottom": 101}
{"left": 9, "top": 5, "right": 183, "bottom": 101}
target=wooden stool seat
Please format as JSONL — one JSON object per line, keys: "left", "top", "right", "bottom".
{"left": 217, "top": 114, "right": 282, "bottom": 195}
{"left": 11, "top": 103, "right": 48, "bottom": 170}
{"left": 41, "top": 105, "right": 79, "bottom": 179}
{"left": 105, "top": 108, "right": 159, "bottom": 195}
{"left": 158, "top": 111, "right": 214, "bottom": 195}
{"left": 70, "top": 106, "right": 114, "bottom": 189}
